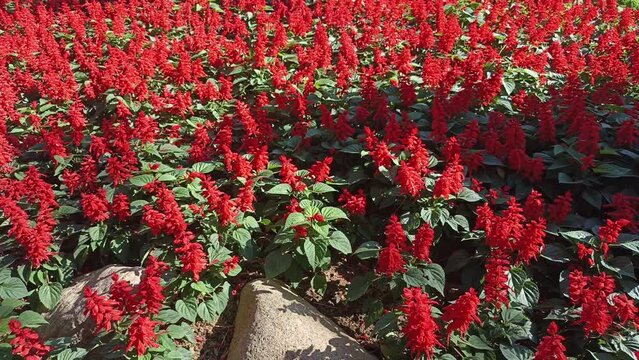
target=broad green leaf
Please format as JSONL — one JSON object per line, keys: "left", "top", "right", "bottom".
{"left": 129, "top": 174, "right": 155, "bottom": 186}
{"left": 18, "top": 310, "right": 47, "bottom": 327}
{"left": 456, "top": 188, "right": 482, "bottom": 202}
{"left": 423, "top": 264, "right": 445, "bottom": 295}
{"left": 232, "top": 228, "right": 251, "bottom": 246}
{"left": 176, "top": 299, "right": 197, "bottom": 322}
{"left": 0, "top": 278, "right": 28, "bottom": 299}
{"left": 311, "top": 183, "right": 337, "bottom": 193}
{"left": 320, "top": 207, "right": 348, "bottom": 221}
{"left": 38, "top": 283, "right": 62, "bottom": 310}
{"left": 284, "top": 212, "right": 306, "bottom": 230}
{"left": 266, "top": 184, "right": 292, "bottom": 195}
{"left": 311, "top": 274, "right": 327, "bottom": 297}
{"left": 499, "top": 344, "right": 534, "bottom": 360}
{"left": 354, "top": 241, "right": 381, "bottom": 260}
{"left": 264, "top": 251, "right": 292, "bottom": 278}
{"left": 347, "top": 273, "right": 374, "bottom": 301}
{"left": 403, "top": 268, "right": 428, "bottom": 287}
{"left": 329, "top": 231, "right": 352, "bottom": 254}
{"left": 156, "top": 309, "right": 181, "bottom": 324}
{"left": 191, "top": 162, "right": 216, "bottom": 173}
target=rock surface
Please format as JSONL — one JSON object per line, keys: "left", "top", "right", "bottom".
{"left": 38, "top": 265, "right": 142, "bottom": 344}
{"left": 227, "top": 279, "right": 377, "bottom": 360}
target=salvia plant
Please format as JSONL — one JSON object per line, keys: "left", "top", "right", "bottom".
{"left": 0, "top": 0, "right": 638, "bottom": 359}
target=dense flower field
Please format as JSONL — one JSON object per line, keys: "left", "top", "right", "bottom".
{"left": 1, "top": 0, "right": 639, "bottom": 358}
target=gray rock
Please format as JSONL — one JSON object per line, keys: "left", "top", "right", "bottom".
{"left": 38, "top": 265, "right": 142, "bottom": 345}
{"left": 227, "top": 279, "right": 377, "bottom": 360}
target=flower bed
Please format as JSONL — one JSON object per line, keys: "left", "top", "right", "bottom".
{"left": 1, "top": 0, "right": 639, "bottom": 359}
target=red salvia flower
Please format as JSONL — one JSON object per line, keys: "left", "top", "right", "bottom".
{"left": 126, "top": 316, "right": 159, "bottom": 356}
{"left": 338, "top": 189, "right": 367, "bottom": 215}
{"left": 547, "top": 192, "right": 572, "bottom": 224}
{"left": 484, "top": 249, "right": 510, "bottom": 308}
{"left": 280, "top": 156, "right": 306, "bottom": 192}
{"left": 109, "top": 273, "right": 138, "bottom": 313}
{"left": 385, "top": 215, "right": 408, "bottom": 250}
{"left": 137, "top": 256, "right": 168, "bottom": 314}
{"left": 81, "top": 189, "right": 110, "bottom": 223}
{"left": 412, "top": 223, "right": 434, "bottom": 262}
{"left": 308, "top": 157, "right": 333, "bottom": 183}
{"left": 395, "top": 161, "right": 425, "bottom": 197}
{"left": 577, "top": 244, "right": 595, "bottom": 267}
{"left": 83, "top": 287, "right": 123, "bottom": 333}
{"left": 376, "top": 244, "right": 405, "bottom": 276}
{"left": 523, "top": 190, "right": 545, "bottom": 221}
{"left": 111, "top": 193, "right": 131, "bottom": 221}
{"left": 613, "top": 294, "right": 637, "bottom": 325}
{"left": 9, "top": 320, "right": 52, "bottom": 360}
{"left": 237, "top": 180, "right": 256, "bottom": 212}
{"left": 515, "top": 219, "right": 547, "bottom": 264}
{"left": 534, "top": 322, "right": 567, "bottom": 360}
{"left": 433, "top": 155, "right": 464, "bottom": 199}
{"left": 441, "top": 288, "right": 481, "bottom": 342}
{"left": 598, "top": 219, "right": 630, "bottom": 256}
{"left": 223, "top": 256, "right": 240, "bottom": 275}
{"left": 401, "top": 288, "right": 441, "bottom": 359}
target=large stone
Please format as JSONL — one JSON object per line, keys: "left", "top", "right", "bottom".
{"left": 227, "top": 279, "right": 377, "bottom": 360}
{"left": 38, "top": 265, "right": 142, "bottom": 344}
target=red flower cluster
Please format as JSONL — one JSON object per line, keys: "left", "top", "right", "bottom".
{"left": 0, "top": 167, "right": 58, "bottom": 267}
{"left": 8, "top": 320, "right": 52, "bottom": 360}
{"left": 441, "top": 288, "right": 481, "bottom": 342}
{"left": 568, "top": 269, "right": 637, "bottom": 336}
{"left": 534, "top": 322, "right": 567, "bottom": 360}
{"left": 401, "top": 288, "right": 441, "bottom": 359}
{"left": 83, "top": 257, "right": 168, "bottom": 355}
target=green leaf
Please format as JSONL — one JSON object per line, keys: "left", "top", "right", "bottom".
{"left": 266, "top": 184, "right": 292, "bottom": 195}
{"left": 423, "top": 264, "right": 445, "bottom": 295}
{"left": 593, "top": 163, "right": 631, "bottom": 178}
{"left": 176, "top": 299, "right": 197, "bottom": 322}
{"left": 165, "top": 348, "right": 193, "bottom": 360}
{"left": 191, "top": 162, "right": 216, "bottom": 173}
{"left": 167, "top": 324, "right": 187, "bottom": 339}
{"left": 304, "top": 239, "right": 328, "bottom": 269}
{"left": 347, "top": 273, "right": 374, "bottom": 301}
{"left": 311, "top": 274, "right": 327, "bottom": 297}
{"left": 603, "top": 256, "right": 636, "bottom": 279}
{"left": 88, "top": 224, "right": 108, "bottom": 242}
{"left": 456, "top": 188, "right": 482, "bottom": 202}
{"left": 403, "top": 268, "right": 428, "bottom": 287}
{"left": 38, "top": 283, "right": 62, "bottom": 310}
{"left": 197, "top": 302, "right": 214, "bottom": 322}
{"left": 0, "top": 278, "right": 28, "bottom": 299}
{"left": 156, "top": 309, "right": 181, "bottom": 324}
{"left": 284, "top": 212, "right": 306, "bottom": 230}
{"left": 129, "top": 174, "right": 155, "bottom": 186}
{"left": 329, "top": 231, "right": 352, "bottom": 254}
{"left": 541, "top": 243, "right": 571, "bottom": 263}
{"left": 560, "top": 230, "right": 594, "bottom": 242}
{"left": 353, "top": 241, "right": 381, "bottom": 260}
{"left": 53, "top": 348, "right": 88, "bottom": 360}
{"left": 320, "top": 207, "right": 348, "bottom": 221}
{"left": 465, "top": 335, "right": 493, "bottom": 350}
{"left": 232, "top": 228, "right": 251, "bottom": 246}
{"left": 502, "top": 78, "right": 516, "bottom": 95}
{"left": 18, "top": 310, "right": 48, "bottom": 327}
{"left": 311, "top": 183, "right": 337, "bottom": 193}
{"left": 499, "top": 344, "right": 534, "bottom": 360}
{"left": 205, "top": 282, "right": 230, "bottom": 318}
{"left": 264, "top": 251, "right": 292, "bottom": 278}
{"left": 619, "top": 241, "right": 639, "bottom": 254}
